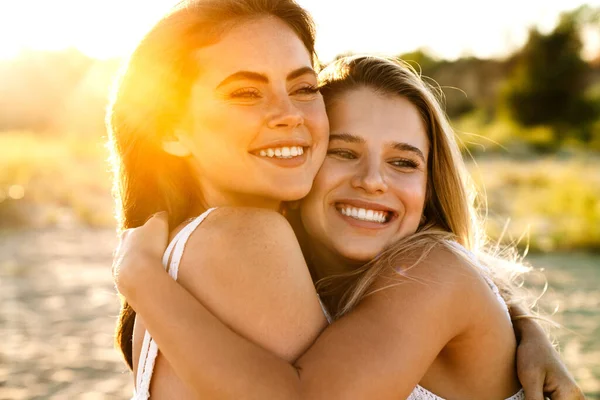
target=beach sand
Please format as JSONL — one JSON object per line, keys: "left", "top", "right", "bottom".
{"left": 1, "top": 227, "right": 131, "bottom": 399}
{"left": 2, "top": 226, "right": 598, "bottom": 399}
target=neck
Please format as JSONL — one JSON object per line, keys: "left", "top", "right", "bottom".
{"left": 192, "top": 181, "right": 281, "bottom": 217}
{"left": 305, "top": 241, "right": 366, "bottom": 316}
{"left": 307, "top": 240, "right": 364, "bottom": 285}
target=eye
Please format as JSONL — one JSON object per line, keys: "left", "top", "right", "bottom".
{"left": 389, "top": 158, "right": 420, "bottom": 169}
{"left": 229, "top": 88, "right": 261, "bottom": 99}
{"left": 292, "top": 85, "right": 320, "bottom": 97}
{"left": 327, "top": 149, "right": 357, "bottom": 160}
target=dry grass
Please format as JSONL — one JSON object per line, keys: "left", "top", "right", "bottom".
{"left": 1, "top": 131, "right": 599, "bottom": 251}
{"left": 0, "top": 131, "right": 114, "bottom": 229}
{"left": 467, "top": 156, "right": 600, "bottom": 252}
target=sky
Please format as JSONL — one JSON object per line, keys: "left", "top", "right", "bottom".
{"left": 0, "top": 0, "right": 598, "bottom": 62}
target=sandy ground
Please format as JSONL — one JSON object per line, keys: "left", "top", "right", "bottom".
{"left": 1, "top": 227, "right": 598, "bottom": 399}
{"left": 1, "top": 227, "right": 131, "bottom": 399}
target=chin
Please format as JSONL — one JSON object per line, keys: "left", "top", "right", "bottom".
{"left": 337, "top": 246, "right": 381, "bottom": 264}
{"left": 276, "top": 184, "right": 313, "bottom": 202}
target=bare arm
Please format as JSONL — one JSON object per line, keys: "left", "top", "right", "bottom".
{"left": 118, "top": 225, "right": 507, "bottom": 399}
{"left": 117, "top": 209, "right": 327, "bottom": 398}
{"left": 116, "top": 214, "right": 582, "bottom": 399}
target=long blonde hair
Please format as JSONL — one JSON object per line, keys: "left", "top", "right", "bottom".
{"left": 315, "top": 56, "right": 525, "bottom": 318}
{"left": 106, "top": 0, "right": 318, "bottom": 369}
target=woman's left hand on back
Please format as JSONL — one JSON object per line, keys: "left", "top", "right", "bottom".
{"left": 515, "top": 319, "right": 584, "bottom": 400}
{"left": 112, "top": 212, "right": 170, "bottom": 297}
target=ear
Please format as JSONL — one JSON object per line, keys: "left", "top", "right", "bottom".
{"left": 162, "top": 130, "right": 192, "bottom": 158}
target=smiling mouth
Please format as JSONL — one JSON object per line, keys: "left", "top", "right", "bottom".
{"left": 255, "top": 146, "right": 306, "bottom": 159}
{"left": 334, "top": 203, "right": 395, "bottom": 224}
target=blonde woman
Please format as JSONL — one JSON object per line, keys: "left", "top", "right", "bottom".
{"left": 113, "top": 52, "right": 582, "bottom": 399}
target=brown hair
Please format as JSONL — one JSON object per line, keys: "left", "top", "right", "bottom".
{"left": 315, "top": 56, "right": 523, "bottom": 317}
{"left": 106, "top": 0, "right": 317, "bottom": 369}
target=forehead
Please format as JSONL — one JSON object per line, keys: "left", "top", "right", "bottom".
{"left": 193, "top": 16, "right": 313, "bottom": 83}
{"left": 328, "top": 88, "right": 429, "bottom": 153}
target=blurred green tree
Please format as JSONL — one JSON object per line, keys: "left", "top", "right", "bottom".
{"left": 502, "top": 6, "right": 599, "bottom": 147}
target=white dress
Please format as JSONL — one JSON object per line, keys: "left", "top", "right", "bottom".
{"left": 131, "top": 209, "right": 523, "bottom": 399}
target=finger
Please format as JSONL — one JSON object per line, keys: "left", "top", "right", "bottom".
{"left": 548, "top": 385, "right": 586, "bottom": 400}
{"left": 521, "top": 371, "right": 545, "bottom": 400}
{"left": 144, "top": 211, "right": 169, "bottom": 237}
{"left": 144, "top": 211, "right": 169, "bottom": 225}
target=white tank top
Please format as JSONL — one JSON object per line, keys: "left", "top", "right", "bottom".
{"left": 131, "top": 210, "right": 523, "bottom": 399}
{"left": 132, "top": 208, "right": 216, "bottom": 399}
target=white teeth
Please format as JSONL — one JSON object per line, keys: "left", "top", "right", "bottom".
{"left": 339, "top": 205, "right": 388, "bottom": 223}
{"left": 258, "top": 146, "right": 305, "bottom": 159}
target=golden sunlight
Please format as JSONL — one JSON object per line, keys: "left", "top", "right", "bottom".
{"left": 0, "top": 0, "right": 172, "bottom": 59}
{"left": 1, "top": 0, "right": 599, "bottom": 62}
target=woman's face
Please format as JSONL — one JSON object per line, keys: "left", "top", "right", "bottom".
{"left": 300, "top": 87, "right": 429, "bottom": 263}
{"left": 177, "top": 16, "right": 329, "bottom": 208}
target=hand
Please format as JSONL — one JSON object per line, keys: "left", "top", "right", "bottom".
{"left": 515, "top": 319, "right": 585, "bottom": 400}
{"left": 113, "top": 212, "right": 170, "bottom": 297}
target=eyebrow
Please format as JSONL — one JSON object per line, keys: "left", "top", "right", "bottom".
{"left": 391, "top": 142, "right": 426, "bottom": 163}
{"left": 330, "top": 133, "right": 426, "bottom": 162}
{"left": 216, "top": 66, "right": 316, "bottom": 89}
{"left": 329, "top": 133, "right": 365, "bottom": 144}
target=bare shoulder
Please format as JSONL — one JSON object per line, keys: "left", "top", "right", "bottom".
{"left": 362, "top": 243, "right": 494, "bottom": 334}
{"left": 175, "top": 207, "right": 325, "bottom": 362}
{"left": 372, "top": 243, "right": 486, "bottom": 295}
{"left": 292, "top": 244, "right": 499, "bottom": 397}
{"left": 199, "top": 206, "right": 296, "bottom": 245}
{"left": 181, "top": 207, "right": 301, "bottom": 269}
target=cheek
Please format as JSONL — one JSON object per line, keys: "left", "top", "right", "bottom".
{"left": 188, "top": 109, "right": 263, "bottom": 169}
{"left": 394, "top": 175, "right": 427, "bottom": 226}
{"left": 198, "top": 104, "right": 261, "bottom": 141}
{"left": 300, "top": 159, "right": 346, "bottom": 231}
{"left": 302, "top": 98, "right": 328, "bottom": 134}
{"left": 310, "top": 157, "right": 350, "bottom": 197}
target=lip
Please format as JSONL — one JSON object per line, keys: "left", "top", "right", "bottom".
{"left": 250, "top": 138, "right": 311, "bottom": 153}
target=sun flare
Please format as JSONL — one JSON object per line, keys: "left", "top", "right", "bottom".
{"left": 0, "top": 0, "right": 598, "bottom": 61}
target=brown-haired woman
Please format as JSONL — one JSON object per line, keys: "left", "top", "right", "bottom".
{"left": 108, "top": 0, "right": 330, "bottom": 397}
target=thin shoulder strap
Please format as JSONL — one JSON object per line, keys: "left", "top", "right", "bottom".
{"left": 133, "top": 208, "right": 216, "bottom": 399}
{"left": 445, "top": 241, "right": 510, "bottom": 318}
{"left": 318, "top": 296, "right": 333, "bottom": 324}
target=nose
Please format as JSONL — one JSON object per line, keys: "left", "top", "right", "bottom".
{"left": 351, "top": 158, "right": 388, "bottom": 194}
{"left": 266, "top": 94, "right": 304, "bottom": 129}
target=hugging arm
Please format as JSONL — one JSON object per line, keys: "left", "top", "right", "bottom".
{"left": 121, "top": 208, "right": 327, "bottom": 397}
{"left": 122, "top": 229, "right": 480, "bottom": 399}
{"left": 509, "top": 306, "right": 584, "bottom": 400}
{"left": 118, "top": 212, "right": 582, "bottom": 399}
